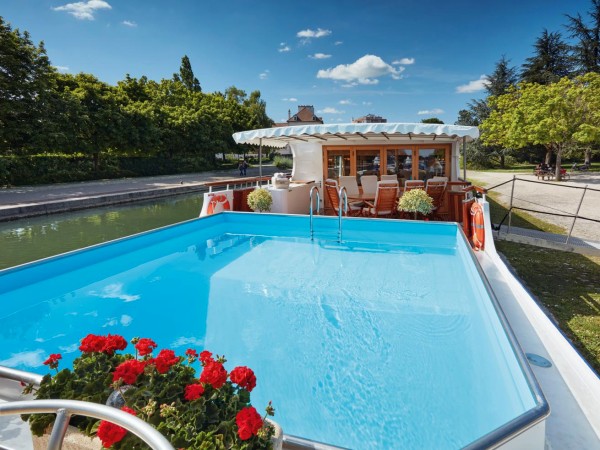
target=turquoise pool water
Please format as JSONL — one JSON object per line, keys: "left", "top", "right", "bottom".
{"left": 0, "top": 213, "right": 543, "bottom": 449}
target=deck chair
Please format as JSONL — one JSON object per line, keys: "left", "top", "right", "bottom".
{"left": 425, "top": 180, "right": 447, "bottom": 220}
{"left": 339, "top": 176, "right": 360, "bottom": 196}
{"left": 324, "top": 179, "right": 362, "bottom": 216}
{"left": 404, "top": 180, "right": 425, "bottom": 192}
{"left": 362, "top": 181, "right": 399, "bottom": 218}
{"left": 360, "top": 175, "right": 378, "bottom": 196}
{"left": 381, "top": 174, "right": 398, "bottom": 181}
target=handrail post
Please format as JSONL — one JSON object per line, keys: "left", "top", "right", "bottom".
{"left": 309, "top": 186, "right": 320, "bottom": 240}
{"left": 566, "top": 185, "right": 587, "bottom": 244}
{"left": 48, "top": 408, "right": 71, "bottom": 450}
{"left": 507, "top": 175, "right": 516, "bottom": 235}
{"left": 338, "top": 186, "right": 348, "bottom": 243}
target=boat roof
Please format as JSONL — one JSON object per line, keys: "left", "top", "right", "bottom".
{"left": 232, "top": 122, "right": 479, "bottom": 148}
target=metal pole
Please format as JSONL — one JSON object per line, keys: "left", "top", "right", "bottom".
{"left": 507, "top": 175, "right": 516, "bottom": 235}
{"left": 462, "top": 137, "right": 467, "bottom": 181}
{"left": 566, "top": 185, "right": 587, "bottom": 244}
{"left": 259, "top": 138, "right": 263, "bottom": 182}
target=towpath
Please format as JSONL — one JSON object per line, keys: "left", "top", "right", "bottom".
{"left": 0, "top": 165, "right": 279, "bottom": 221}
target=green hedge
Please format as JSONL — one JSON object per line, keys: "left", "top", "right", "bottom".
{"left": 0, "top": 156, "right": 213, "bottom": 186}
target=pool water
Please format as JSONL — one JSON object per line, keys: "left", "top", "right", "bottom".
{"left": 0, "top": 213, "right": 542, "bottom": 449}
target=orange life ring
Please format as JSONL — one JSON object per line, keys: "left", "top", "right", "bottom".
{"left": 470, "top": 202, "right": 485, "bottom": 250}
{"left": 206, "top": 194, "right": 231, "bottom": 215}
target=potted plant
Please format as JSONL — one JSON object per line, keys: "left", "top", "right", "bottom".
{"left": 23, "top": 334, "right": 281, "bottom": 450}
{"left": 397, "top": 188, "right": 434, "bottom": 220}
{"left": 247, "top": 188, "right": 272, "bottom": 213}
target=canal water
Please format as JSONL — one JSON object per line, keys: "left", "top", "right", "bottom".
{"left": 0, "top": 194, "right": 203, "bottom": 270}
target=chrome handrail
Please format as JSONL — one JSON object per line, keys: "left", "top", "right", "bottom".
{"left": 0, "top": 364, "right": 43, "bottom": 386}
{"left": 337, "top": 186, "right": 348, "bottom": 243}
{"left": 309, "top": 186, "right": 320, "bottom": 240}
{"left": 0, "top": 399, "right": 174, "bottom": 450}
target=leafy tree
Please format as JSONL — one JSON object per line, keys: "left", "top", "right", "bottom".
{"left": 521, "top": 29, "right": 573, "bottom": 84}
{"left": 420, "top": 117, "right": 444, "bottom": 124}
{"left": 0, "top": 17, "right": 55, "bottom": 153}
{"left": 481, "top": 73, "right": 600, "bottom": 180}
{"left": 484, "top": 55, "right": 518, "bottom": 97}
{"left": 176, "top": 55, "right": 201, "bottom": 92}
{"left": 566, "top": 0, "right": 600, "bottom": 74}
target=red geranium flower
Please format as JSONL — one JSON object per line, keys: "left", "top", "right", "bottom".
{"left": 199, "top": 360, "right": 227, "bottom": 389}
{"left": 153, "top": 349, "right": 179, "bottom": 374}
{"left": 229, "top": 366, "right": 256, "bottom": 392}
{"left": 135, "top": 338, "right": 157, "bottom": 356}
{"left": 102, "top": 334, "right": 127, "bottom": 355}
{"left": 235, "top": 406, "right": 263, "bottom": 440}
{"left": 185, "top": 348, "right": 198, "bottom": 357}
{"left": 199, "top": 350, "right": 213, "bottom": 364}
{"left": 184, "top": 383, "right": 205, "bottom": 401}
{"left": 97, "top": 406, "right": 136, "bottom": 448}
{"left": 43, "top": 353, "right": 62, "bottom": 370}
{"left": 113, "top": 359, "right": 146, "bottom": 385}
{"left": 79, "top": 334, "right": 106, "bottom": 353}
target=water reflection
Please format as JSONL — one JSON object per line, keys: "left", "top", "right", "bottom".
{"left": 0, "top": 194, "right": 202, "bottom": 269}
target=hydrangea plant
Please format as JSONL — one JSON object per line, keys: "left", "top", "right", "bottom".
{"left": 397, "top": 188, "right": 434, "bottom": 219}
{"left": 24, "top": 334, "right": 275, "bottom": 449}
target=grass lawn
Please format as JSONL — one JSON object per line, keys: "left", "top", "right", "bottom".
{"left": 467, "top": 161, "right": 600, "bottom": 173}
{"left": 495, "top": 241, "right": 600, "bottom": 375}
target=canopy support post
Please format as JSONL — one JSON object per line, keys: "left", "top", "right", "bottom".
{"left": 259, "top": 138, "right": 263, "bottom": 182}
{"left": 462, "top": 136, "right": 467, "bottom": 181}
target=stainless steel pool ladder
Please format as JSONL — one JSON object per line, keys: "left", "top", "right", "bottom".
{"left": 309, "top": 186, "right": 320, "bottom": 240}
{"left": 338, "top": 186, "right": 348, "bottom": 243}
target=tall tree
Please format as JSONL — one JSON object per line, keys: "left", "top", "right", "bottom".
{"left": 521, "top": 29, "right": 573, "bottom": 84}
{"left": 481, "top": 73, "right": 600, "bottom": 180}
{"left": 177, "top": 55, "right": 201, "bottom": 92}
{"left": 566, "top": 0, "right": 600, "bottom": 74}
{"left": 485, "top": 55, "right": 519, "bottom": 97}
{"left": 421, "top": 117, "right": 444, "bottom": 124}
{"left": 0, "top": 17, "right": 55, "bottom": 153}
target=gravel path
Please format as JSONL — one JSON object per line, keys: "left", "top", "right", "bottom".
{"left": 468, "top": 170, "right": 600, "bottom": 243}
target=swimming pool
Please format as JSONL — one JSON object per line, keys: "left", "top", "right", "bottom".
{"left": 0, "top": 213, "right": 547, "bottom": 449}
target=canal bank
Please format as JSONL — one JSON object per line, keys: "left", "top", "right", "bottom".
{"left": 0, "top": 166, "right": 278, "bottom": 221}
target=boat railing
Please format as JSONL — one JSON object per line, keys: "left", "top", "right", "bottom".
{"left": 204, "top": 175, "right": 273, "bottom": 193}
{"left": 309, "top": 186, "right": 320, "bottom": 240}
{"left": 0, "top": 399, "right": 174, "bottom": 450}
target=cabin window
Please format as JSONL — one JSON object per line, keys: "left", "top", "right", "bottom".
{"left": 326, "top": 150, "right": 351, "bottom": 179}
{"left": 418, "top": 148, "right": 447, "bottom": 182}
{"left": 386, "top": 149, "right": 412, "bottom": 186}
{"left": 356, "top": 150, "right": 381, "bottom": 185}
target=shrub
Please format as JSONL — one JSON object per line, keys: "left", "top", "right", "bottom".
{"left": 247, "top": 188, "right": 272, "bottom": 212}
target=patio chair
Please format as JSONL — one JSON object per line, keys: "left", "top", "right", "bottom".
{"left": 339, "top": 176, "right": 360, "bottom": 196}
{"left": 362, "top": 181, "right": 399, "bottom": 218}
{"left": 425, "top": 180, "right": 447, "bottom": 220}
{"left": 324, "top": 179, "right": 363, "bottom": 216}
{"left": 381, "top": 174, "right": 398, "bottom": 181}
{"left": 404, "top": 180, "right": 425, "bottom": 192}
{"left": 361, "top": 175, "right": 378, "bottom": 196}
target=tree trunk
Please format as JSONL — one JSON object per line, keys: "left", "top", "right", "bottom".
{"left": 584, "top": 148, "right": 591, "bottom": 165}
{"left": 555, "top": 144, "right": 563, "bottom": 181}
{"left": 93, "top": 152, "right": 99, "bottom": 171}
{"left": 500, "top": 153, "right": 505, "bottom": 168}
{"left": 544, "top": 145, "right": 553, "bottom": 165}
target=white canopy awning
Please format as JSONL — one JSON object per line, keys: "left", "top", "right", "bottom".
{"left": 232, "top": 122, "right": 479, "bottom": 148}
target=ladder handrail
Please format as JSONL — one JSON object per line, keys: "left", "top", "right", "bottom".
{"left": 0, "top": 399, "right": 175, "bottom": 450}
{"left": 338, "top": 186, "right": 348, "bottom": 243}
{"left": 309, "top": 186, "right": 320, "bottom": 240}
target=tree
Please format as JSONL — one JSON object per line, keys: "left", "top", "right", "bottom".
{"left": 566, "top": 0, "right": 600, "bottom": 74}
{"left": 420, "top": 117, "right": 444, "bottom": 124}
{"left": 484, "top": 55, "right": 518, "bottom": 97}
{"left": 521, "top": 29, "right": 573, "bottom": 84}
{"left": 481, "top": 73, "right": 600, "bottom": 180}
{"left": 0, "top": 17, "right": 55, "bottom": 153}
{"left": 176, "top": 55, "right": 201, "bottom": 92}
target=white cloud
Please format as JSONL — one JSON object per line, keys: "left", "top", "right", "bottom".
{"left": 259, "top": 70, "right": 269, "bottom": 80}
{"left": 317, "top": 107, "right": 344, "bottom": 114}
{"left": 0, "top": 349, "right": 45, "bottom": 368}
{"left": 53, "top": 0, "right": 112, "bottom": 20}
{"left": 456, "top": 75, "right": 488, "bottom": 93}
{"left": 297, "top": 28, "right": 332, "bottom": 39}
{"left": 393, "top": 57, "right": 415, "bottom": 65}
{"left": 171, "top": 336, "right": 204, "bottom": 348}
{"left": 418, "top": 108, "right": 445, "bottom": 115}
{"left": 282, "top": 97, "right": 298, "bottom": 102}
{"left": 342, "top": 82, "right": 358, "bottom": 88}
{"left": 334, "top": 41, "right": 343, "bottom": 45}
{"left": 278, "top": 43, "right": 290, "bottom": 52}
{"left": 362, "top": 101, "right": 372, "bottom": 106}
{"left": 121, "top": 20, "right": 137, "bottom": 27}
{"left": 309, "top": 53, "right": 331, "bottom": 59}
{"left": 120, "top": 315, "right": 133, "bottom": 326}
{"left": 339, "top": 99, "right": 353, "bottom": 105}
{"left": 317, "top": 54, "right": 404, "bottom": 85}
{"left": 59, "top": 343, "right": 79, "bottom": 353}
{"left": 54, "top": 65, "right": 69, "bottom": 72}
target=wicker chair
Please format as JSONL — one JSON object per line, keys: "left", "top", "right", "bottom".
{"left": 362, "top": 181, "right": 399, "bottom": 218}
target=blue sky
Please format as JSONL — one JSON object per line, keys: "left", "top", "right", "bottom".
{"left": 3, "top": 0, "right": 592, "bottom": 125}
